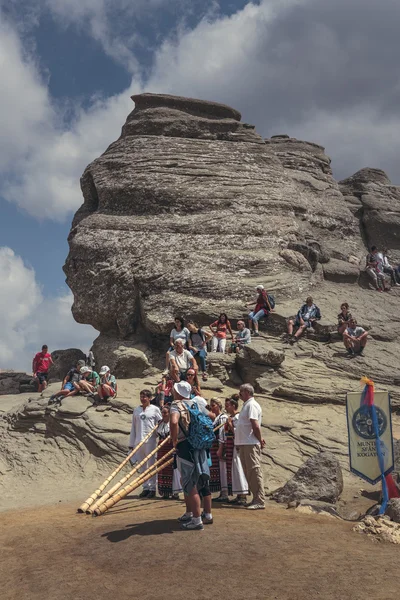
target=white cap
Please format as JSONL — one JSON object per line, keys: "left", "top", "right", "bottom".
{"left": 80, "top": 366, "right": 91, "bottom": 374}
{"left": 173, "top": 381, "right": 192, "bottom": 399}
{"left": 99, "top": 365, "right": 110, "bottom": 375}
{"left": 256, "top": 284, "right": 264, "bottom": 290}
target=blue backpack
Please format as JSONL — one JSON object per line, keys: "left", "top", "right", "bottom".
{"left": 267, "top": 294, "right": 276, "bottom": 309}
{"left": 184, "top": 401, "right": 215, "bottom": 450}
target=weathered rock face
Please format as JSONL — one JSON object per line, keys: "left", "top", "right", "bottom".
{"left": 339, "top": 168, "right": 400, "bottom": 251}
{"left": 271, "top": 451, "right": 344, "bottom": 504}
{"left": 385, "top": 499, "right": 400, "bottom": 523}
{"left": 49, "top": 348, "right": 86, "bottom": 381}
{"left": 64, "top": 93, "right": 362, "bottom": 345}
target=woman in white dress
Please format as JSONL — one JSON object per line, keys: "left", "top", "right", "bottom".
{"left": 219, "top": 395, "right": 248, "bottom": 505}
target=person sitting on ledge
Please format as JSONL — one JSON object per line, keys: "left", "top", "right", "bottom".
{"left": 337, "top": 302, "right": 352, "bottom": 335}
{"left": 97, "top": 365, "right": 117, "bottom": 401}
{"left": 247, "top": 285, "right": 272, "bottom": 337}
{"left": 54, "top": 359, "right": 86, "bottom": 400}
{"left": 231, "top": 320, "right": 251, "bottom": 353}
{"left": 77, "top": 366, "right": 100, "bottom": 396}
{"left": 187, "top": 321, "right": 212, "bottom": 381}
{"left": 169, "top": 339, "right": 198, "bottom": 382}
{"left": 343, "top": 318, "right": 368, "bottom": 356}
{"left": 380, "top": 247, "right": 400, "bottom": 287}
{"left": 288, "top": 296, "right": 321, "bottom": 344}
{"left": 365, "top": 246, "right": 387, "bottom": 292}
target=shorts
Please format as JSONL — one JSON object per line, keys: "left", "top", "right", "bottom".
{"left": 36, "top": 372, "right": 48, "bottom": 384}
{"left": 295, "top": 319, "right": 313, "bottom": 329}
{"left": 63, "top": 382, "right": 74, "bottom": 392}
{"left": 100, "top": 384, "right": 116, "bottom": 398}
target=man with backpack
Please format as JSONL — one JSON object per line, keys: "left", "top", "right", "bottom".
{"left": 170, "top": 381, "right": 215, "bottom": 530}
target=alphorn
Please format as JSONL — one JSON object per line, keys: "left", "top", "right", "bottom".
{"left": 92, "top": 421, "right": 226, "bottom": 516}
{"left": 86, "top": 435, "right": 171, "bottom": 514}
{"left": 93, "top": 449, "right": 176, "bottom": 516}
{"left": 77, "top": 424, "right": 158, "bottom": 513}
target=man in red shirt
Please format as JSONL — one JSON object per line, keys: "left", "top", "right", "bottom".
{"left": 32, "top": 345, "right": 54, "bottom": 393}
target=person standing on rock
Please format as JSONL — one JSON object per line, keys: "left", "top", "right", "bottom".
{"left": 32, "top": 345, "right": 53, "bottom": 393}
{"left": 187, "top": 321, "right": 212, "bottom": 381}
{"left": 287, "top": 296, "right": 321, "bottom": 344}
{"left": 87, "top": 350, "right": 95, "bottom": 369}
{"left": 236, "top": 384, "right": 266, "bottom": 510}
{"left": 209, "top": 313, "right": 234, "bottom": 353}
{"left": 247, "top": 285, "right": 272, "bottom": 337}
{"left": 129, "top": 390, "right": 162, "bottom": 498}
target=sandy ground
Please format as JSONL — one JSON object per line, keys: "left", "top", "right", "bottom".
{"left": 1, "top": 497, "right": 399, "bottom": 600}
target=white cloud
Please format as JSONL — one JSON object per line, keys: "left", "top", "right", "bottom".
{"left": 2, "top": 0, "right": 400, "bottom": 222}
{"left": 0, "top": 247, "right": 95, "bottom": 371}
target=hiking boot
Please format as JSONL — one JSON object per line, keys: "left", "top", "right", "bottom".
{"left": 177, "top": 512, "right": 193, "bottom": 522}
{"left": 139, "top": 490, "right": 150, "bottom": 498}
{"left": 247, "top": 504, "right": 265, "bottom": 510}
{"left": 172, "top": 493, "right": 180, "bottom": 500}
{"left": 347, "top": 348, "right": 355, "bottom": 356}
{"left": 147, "top": 491, "right": 156, "bottom": 499}
{"left": 201, "top": 512, "right": 213, "bottom": 524}
{"left": 253, "top": 331, "right": 260, "bottom": 337}
{"left": 181, "top": 520, "right": 204, "bottom": 531}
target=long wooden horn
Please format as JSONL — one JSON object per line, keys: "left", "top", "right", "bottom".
{"left": 77, "top": 424, "right": 158, "bottom": 512}
{"left": 93, "top": 449, "right": 176, "bottom": 516}
{"left": 86, "top": 436, "right": 171, "bottom": 514}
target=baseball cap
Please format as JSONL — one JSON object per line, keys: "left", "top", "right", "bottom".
{"left": 256, "top": 284, "right": 264, "bottom": 290}
{"left": 173, "top": 381, "right": 192, "bottom": 399}
{"left": 80, "top": 366, "right": 91, "bottom": 374}
{"left": 77, "top": 360, "right": 86, "bottom": 367}
{"left": 99, "top": 365, "right": 110, "bottom": 375}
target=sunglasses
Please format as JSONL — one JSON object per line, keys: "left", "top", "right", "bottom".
{"left": 187, "top": 373, "right": 195, "bottom": 377}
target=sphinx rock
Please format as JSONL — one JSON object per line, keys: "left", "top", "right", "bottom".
{"left": 64, "top": 93, "right": 362, "bottom": 354}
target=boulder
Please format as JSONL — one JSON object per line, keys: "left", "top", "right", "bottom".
{"left": 0, "top": 372, "right": 34, "bottom": 395}
{"left": 49, "top": 349, "right": 86, "bottom": 381}
{"left": 279, "top": 249, "right": 312, "bottom": 273}
{"left": 271, "top": 451, "right": 343, "bottom": 504}
{"left": 322, "top": 259, "right": 360, "bottom": 284}
{"left": 241, "top": 341, "right": 285, "bottom": 367}
{"left": 207, "top": 352, "right": 237, "bottom": 383}
{"left": 385, "top": 499, "right": 400, "bottom": 523}
{"left": 92, "top": 335, "right": 151, "bottom": 378}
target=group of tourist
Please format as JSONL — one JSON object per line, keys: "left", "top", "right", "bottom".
{"left": 129, "top": 382, "right": 266, "bottom": 530}
{"left": 366, "top": 246, "right": 400, "bottom": 291}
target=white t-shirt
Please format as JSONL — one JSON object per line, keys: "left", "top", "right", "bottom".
{"left": 170, "top": 327, "right": 190, "bottom": 344}
{"left": 235, "top": 398, "right": 262, "bottom": 446}
{"left": 169, "top": 349, "right": 193, "bottom": 371}
{"left": 129, "top": 404, "right": 162, "bottom": 447}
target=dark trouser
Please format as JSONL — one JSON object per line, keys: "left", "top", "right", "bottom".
{"left": 384, "top": 266, "right": 399, "bottom": 285}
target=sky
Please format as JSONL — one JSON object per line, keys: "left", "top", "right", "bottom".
{"left": 2, "top": 0, "right": 400, "bottom": 371}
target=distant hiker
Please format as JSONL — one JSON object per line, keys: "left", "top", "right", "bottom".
{"left": 164, "top": 317, "right": 190, "bottom": 373}
{"left": 129, "top": 389, "right": 162, "bottom": 499}
{"left": 153, "top": 374, "right": 174, "bottom": 408}
{"left": 97, "top": 365, "right": 117, "bottom": 401}
{"left": 87, "top": 350, "right": 95, "bottom": 369}
{"left": 247, "top": 285, "right": 272, "bottom": 337}
{"left": 77, "top": 366, "right": 100, "bottom": 395}
{"left": 380, "top": 248, "right": 400, "bottom": 287}
{"left": 231, "top": 320, "right": 251, "bottom": 352}
{"left": 343, "top": 318, "right": 368, "bottom": 356}
{"left": 32, "top": 345, "right": 53, "bottom": 393}
{"left": 219, "top": 395, "right": 248, "bottom": 505}
{"left": 288, "top": 296, "right": 321, "bottom": 343}
{"left": 337, "top": 302, "right": 352, "bottom": 335}
{"left": 170, "top": 381, "right": 215, "bottom": 530}
{"left": 209, "top": 313, "right": 234, "bottom": 353}
{"left": 236, "top": 384, "right": 266, "bottom": 510}
{"left": 187, "top": 321, "right": 212, "bottom": 381}
{"left": 366, "top": 247, "right": 386, "bottom": 291}
{"left": 169, "top": 339, "right": 198, "bottom": 382}
{"left": 156, "top": 405, "right": 182, "bottom": 500}
{"left": 209, "top": 398, "right": 228, "bottom": 502}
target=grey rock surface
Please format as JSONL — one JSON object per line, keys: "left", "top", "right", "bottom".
{"left": 92, "top": 334, "right": 151, "bottom": 378}
{"left": 271, "top": 451, "right": 344, "bottom": 504}
{"left": 49, "top": 348, "right": 86, "bottom": 381}
{"left": 385, "top": 499, "right": 400, "bottom": 523}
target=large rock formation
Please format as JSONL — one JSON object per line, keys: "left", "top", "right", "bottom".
{"left": 64, "top": 93, "right": 364, "bottom": 346}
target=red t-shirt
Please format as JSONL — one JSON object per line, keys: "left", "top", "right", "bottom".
{"left": 34, "top": 352, "right": 52, "bottom": 373}
{"left": 211, "top": 320, "right": 231, "bottom": 339}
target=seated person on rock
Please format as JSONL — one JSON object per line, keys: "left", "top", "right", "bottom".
{"left": 77, "top": 366, "right": 100, "bottom": 395}
{"left": 187, "top": 321, "right": 212, "bottom": 381}
{"left": 164, "top": 316, "right": 190, "bottom": 373}
{"left": 337, "top": 302, "right": 352, "bottom": 335}
{"left": 288, "top": 296, "right": 321, "bottom": 343}
{"left": 365, "top": 247, "right": 387, "bottom": 292}
{"left": 186, "top": 367, "right": 202, "bottom": 398}
{"left": 152, "top": 374, "right": 174, "bottom": 408}
{"left": 209, "top": 313, "right": 234, "bottom": 353}
{"left": 380, "top": 247, "right": 400, "bottom": 287}
{"left": 56, "top": 359, "right": 86, "bottom": 399}
{"left": 343, "top": 318, "right": 368, "bottom": 356}
{"left": 169, "top": 339, "right": 198, "bottom": 382}
{"left": 97, "top": 365, "right": 117, "bottom": 401}
{"left": 246, "top": 285, "right": 272, "bottom": 337}
{"left": 231, "top": 320, "right": 251, "bottom": 353}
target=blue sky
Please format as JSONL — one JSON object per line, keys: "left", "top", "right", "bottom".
{"left": 1, "top": 0, "right": 400, "bottom": 370}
